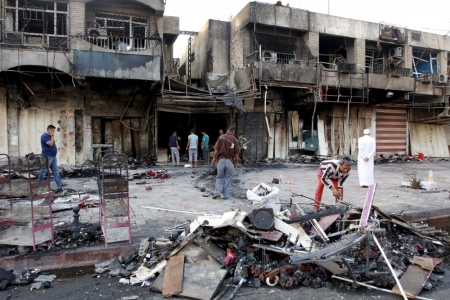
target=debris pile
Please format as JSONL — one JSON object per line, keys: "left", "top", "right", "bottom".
{"left": 0, "top": 267, "right": 56, "bottom": 291}
{"left": 92, "top": 183, "right": 448, "bottom": 300}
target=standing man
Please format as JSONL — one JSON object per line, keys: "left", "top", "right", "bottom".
{"left": 168, "top": 131, "right": 180, "bottom": 166}
{"left": 358, "top": 129, "right": 376, "bottom": 188}
{"left": 238, "top": 133, "right": 248, "bottom": 165}
{"left": 212, "top": 126, "right": 240, "bottom": 200}
{"left": 218, "top": 129, "right": 224, "bottom": 137}
{"left": 201, "top": 129, "right": 210, "bottom": 164}
{"left": 38, "top": 125, "right": 63, "bottom": 193}
{"left": 186, "top": 129, "right": 198, "bottom": 168}
{"left": 314, "top": 157, "right": 352, "bottom": 211}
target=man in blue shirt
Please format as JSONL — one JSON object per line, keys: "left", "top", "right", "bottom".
{"left": 37, "top": 125, "right": 63, "bottom": 192}
{"left": 186, "top": 129, "right": 198, "bottom": 168}
{"left": 201, "top": 129, "right": 210, "bottom": 164}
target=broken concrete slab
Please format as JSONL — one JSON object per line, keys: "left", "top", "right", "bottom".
{"left": 151, "top": 242, "right": 226, "bottom": 300}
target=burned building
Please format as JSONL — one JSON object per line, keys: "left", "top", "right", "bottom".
{"left": 0, "top": 0, "right": 179, "bottom": 164}
{"left": 176, "top": 2, "right": 450, "bottom": 160}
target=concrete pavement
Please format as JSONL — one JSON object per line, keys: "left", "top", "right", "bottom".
{"left": 54, "top": 159, "right": 450, "bottom": 242}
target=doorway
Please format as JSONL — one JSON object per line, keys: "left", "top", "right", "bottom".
{"left": 157, "top": 111, "right": 229, "bottom": 162}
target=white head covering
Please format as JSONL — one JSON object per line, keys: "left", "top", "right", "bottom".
{"left": 363, "top": 129, "right": 370, "bottom": 135}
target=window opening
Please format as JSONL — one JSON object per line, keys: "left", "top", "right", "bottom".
{"left": 4, "top": 0, "right": 69, "bottom": 49}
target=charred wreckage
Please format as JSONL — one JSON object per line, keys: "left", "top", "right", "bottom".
{"left": 96, "top": 183, "right": 448, "bottom": 300}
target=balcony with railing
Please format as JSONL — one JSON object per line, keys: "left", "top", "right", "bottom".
{"left": 82, "top": 10, "right": 161, "bottom": 52}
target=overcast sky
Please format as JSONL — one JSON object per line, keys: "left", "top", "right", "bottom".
{"left": 165, "top": 0, "right": 450, "bottom": 58}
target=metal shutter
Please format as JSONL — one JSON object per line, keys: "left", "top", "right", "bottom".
{"left": 376, "top": 107, "right": 407, "bottom": 155}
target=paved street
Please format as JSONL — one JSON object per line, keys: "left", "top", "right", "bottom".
{"left": 54, "top": 159, "right": 450, "bottom": 241}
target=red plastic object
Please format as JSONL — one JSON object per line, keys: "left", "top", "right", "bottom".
{"left": 224, "top": 248, "right": 237, "bottom": 266}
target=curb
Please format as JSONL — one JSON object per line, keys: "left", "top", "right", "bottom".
{"left": 401, "top": 207, "right": 450, "bottom": 222}
{"left": 0, "top": 244, "right": 137, "bottom": 271}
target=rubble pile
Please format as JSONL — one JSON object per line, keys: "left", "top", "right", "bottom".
{"left": 0, "top": 223, "right": 103, "bottom": 257}
{"left": 91, "top": 183, "right": 448, "bottom": 300}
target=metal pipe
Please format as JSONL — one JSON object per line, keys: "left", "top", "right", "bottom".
{"left": 141, "top": 206, "right": 212, "bottom": 215}
{"left": 372, "top": 234, "right": 408, "bottom": 300}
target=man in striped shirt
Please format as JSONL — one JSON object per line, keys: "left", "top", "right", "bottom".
{"left": 314, "top": 157, "right": 352, "bottom": 211}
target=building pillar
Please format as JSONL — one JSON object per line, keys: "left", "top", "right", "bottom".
{"left": 404, "top": 45, "right": 413, "bottom": 73}
{"left": 6, "top": 97, "right": 19, "bottom": 157}
{"left": 354, "top": 38, "right": 365, "bottom": 73}
{"left": 0, "top": 88, "right": 8, "bottom": 154}
{"left": 303, "top": 31, "right": 319, "bottom": 58}
{"left": 438, "top": 51, "right": 448, "bottom": 75}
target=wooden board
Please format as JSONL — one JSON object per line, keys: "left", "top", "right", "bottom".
{"left": 275, "top": 218, "right": 312, "bottom": 249}
{"left": 162, "top": 255, "right": 184, "bottom": 298}
{"left": 359, "top": 183, "right": 377, "bottom": 228}
{"left": 410, "top": 123, "right": 450, "bottom": 157}
{"left": 315, "top": 261, "right": 345, "bottom": 275}
{"left": 317, "top": 116, "right": 328, "bottom": 156}
{"left": 193, "top": 236, "right": 226, "bottom": 265}
{"left": 392, "top": 265, "right": 431, "bottom": 298}
{"left": 151, "top": 242, "right": 226, "bottom": 300}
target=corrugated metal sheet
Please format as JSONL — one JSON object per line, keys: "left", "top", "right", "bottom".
{"left": 237, "top": 113, "right": 268, "bottom": 160}
{"left": 376, "top": 107, "right": 407, "bottom": 154}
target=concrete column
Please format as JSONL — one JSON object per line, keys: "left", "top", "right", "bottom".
{"left": 354, "top": 39, "right": 365, "bottom": 73}
{"left": 438, "top": 51, "right": 448, "bottom": 75}
{"left": 303, "top": 31, "right": 319, "bottom": 58}
{"left": 404, "top": 46, "right": 413, "bottom": 72}
{"left": 6, "top": 98, "right": 19, "bottom": 157}
{"left": 0, "top": 88, "right": 8, "bottom": 154}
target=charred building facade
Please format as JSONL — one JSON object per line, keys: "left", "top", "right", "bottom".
{"left": 176, "top": 2, "right": 450, "bottom": 160}
{"left": 0, "top": 0, "right": 179, "bottom": 164}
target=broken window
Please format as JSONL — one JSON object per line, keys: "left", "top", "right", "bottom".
{"left": 319, "top": 34, "right": 355, "bottom": 72}
{"left": 365, "top": 41, "right": 411, "bottom": 77}
{"left": 86, "top": 11, "right": 158, "bottom": 51}
{"left": 251, "top": 31, "right": 315, "bottom": 65}
{"left": 4, "top": 0, "right": 69, "bottom": 49}
{"left": 413, "top": 49, "right": 444, "bottom": 83}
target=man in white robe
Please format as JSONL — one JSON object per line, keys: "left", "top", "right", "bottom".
{"left": 357, "top": 129, "right": 376, "bottom": 187}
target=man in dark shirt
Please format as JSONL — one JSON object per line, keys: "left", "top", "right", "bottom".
{"left": 211, "top": 126, "right": 240, "bottom": 199}
{"left": 168, "top": 131, "right": 180, "bottom": 166}
{"left": 314, "top": 157, "right": 352, "bottom": 211}
{"left": 37, "top": 125, "right": 63, "bottom": 192}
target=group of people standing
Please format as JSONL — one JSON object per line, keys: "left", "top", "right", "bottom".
{"left": 167, "top": 126, "right": 247, "bottom": 199}
{"left": 167, "top": 128, "right": 249, "bottom": 168}
{"left": 37, "top": 123, "right": 375, "bottom": 206}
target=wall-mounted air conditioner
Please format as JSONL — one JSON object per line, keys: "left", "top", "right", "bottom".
{"left": 433, "top": 73, "right": 448, "bottom": 84}
{"left": 389, "top": 47, "right": 402, "bottom": 58}
{"left": 262, "top": 51, "right": 278, "bottom": 63}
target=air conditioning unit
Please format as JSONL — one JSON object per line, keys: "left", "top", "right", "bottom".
{"left": 389, "top": 47, "right": 402, "bottom": 58}
{"left": 432, "top": 73, "right": 448, "bottom": 84}
{"left": 262, "top": 51, "right": 278, "bottom": 62}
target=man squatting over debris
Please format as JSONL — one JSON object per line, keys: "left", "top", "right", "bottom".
{"left": 314, "top": 157, "right": 352, "bottom": 211}
{"left": 212, "top": 126, "right": 240, "bottom": 199}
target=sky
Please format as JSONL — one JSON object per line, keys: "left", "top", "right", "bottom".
{"left": 164, "top": 0, "right": 450, "bottom": 58}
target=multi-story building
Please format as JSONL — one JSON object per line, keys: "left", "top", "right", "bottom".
{"left": 175, "top": 2, "right": 450, "bottom": 160}
{"left": 0, "top": 0, "right": 179, "bottom": 164}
